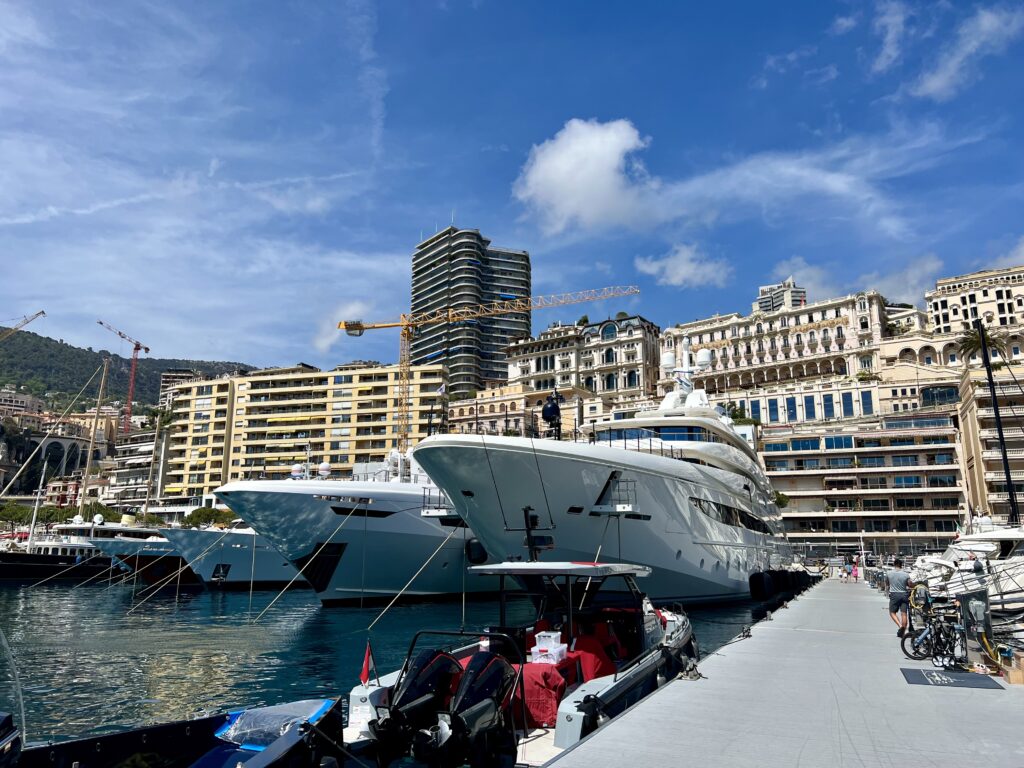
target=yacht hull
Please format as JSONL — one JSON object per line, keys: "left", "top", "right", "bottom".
{"left": 161, "top": 527, "right": 308, "bottom": 590}
{"left": 91, "top": 537, "right": 203, "bottom": 588}
{"left": 413, "top": 435, "right": 789, "bottom": 604}
{"left": 215, "top": 480, "right": 498, "bottom": 605}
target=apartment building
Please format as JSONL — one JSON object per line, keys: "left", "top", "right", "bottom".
{"left": 446, "top": 383, "right": 591, "bottom": 437}
{"left": 0, "top": 389, "right": 44, "bottom": 419}
{"left": 753, "top": 276, "right": 807, "bottom": 313}
{"left": 662, "top": 289, "right": 888, "bottom": 404}
{"left": 959, "top": 368, "right": 1024, "bottom": 524}
{"left": 410, "top": 227, "right": 531, "bottom": 396}
{"left": 107, "top": 429, "right": 160, "bottom": 512}
{"left": 163, "top": 376, "right": 235, "bottom": 500}
{"left": 763, "top": 412, "right": 965, "bottom": 556}
{"left": 161, "top": 362, "right": 445, "bottom": 501}
{"left": 925, "top": 265, "right": 1024, "bottom": 334}
{"left": 159, "top": 369, "right": 200, "bottom": 409}
{"left": 507, "top": 315, "right": 661, "bottom": 405}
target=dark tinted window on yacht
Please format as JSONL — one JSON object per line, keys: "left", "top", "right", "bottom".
{"left": 690, "top": 496, "right": 771, "bottom": 535}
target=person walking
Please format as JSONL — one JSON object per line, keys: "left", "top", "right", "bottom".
{"left": 885, "top": 558, "right": 913, "bottom": 637}
{"left": 851, "top": 561, "right": 859, "bottom": 583}
{"left": 844, "top": 561, "right": 852, "bottom": 582}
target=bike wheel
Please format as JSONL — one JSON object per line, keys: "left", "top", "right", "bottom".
{"left": 901, "top": 627, "right": 931, "bottom": 660}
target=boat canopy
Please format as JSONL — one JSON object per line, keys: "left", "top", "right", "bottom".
{"left": 469, "top": 561, "right": 651, "bottom": 578}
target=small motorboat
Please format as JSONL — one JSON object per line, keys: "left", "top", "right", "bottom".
{"left": 6, "top": 699, "right": 347, "bottom": 768}
{"left": 344, "top": 561, "right": 700, "bottom": 767}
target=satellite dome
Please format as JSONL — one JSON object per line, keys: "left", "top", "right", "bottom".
{"left": 92, "top": 513, "right": 104, "bottom": 525}
{"left": 290, "top": 463, "right": 305, "bottom": 478}
{"left": 318, "top": 461, "right": 332, "bottom": 477}
{"left": 72, "top": 515, "right": 84, "bottom": 525}
{"left": 695, "top": 348, "right": 713, "bottom": 368}
{"left": 659, "top": 351, "right": 676, "bottom": 369}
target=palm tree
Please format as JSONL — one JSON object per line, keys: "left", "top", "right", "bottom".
{"left": 955, "top": 325, "right": 1008, "bottom": 365}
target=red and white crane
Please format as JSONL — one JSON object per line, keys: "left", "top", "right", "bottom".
{"left": 96, "top": 319, "right": 150, "bottom": 433}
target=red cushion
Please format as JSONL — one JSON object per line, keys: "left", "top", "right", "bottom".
{"left": 571, "top": 636, "right": 617, "bottom": 681}
{"left": 513, "top": 663, "right": 566, "bottom": 728}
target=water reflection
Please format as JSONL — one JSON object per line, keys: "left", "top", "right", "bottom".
{"left": 0, "top": 584, "right": 759, "bottom": 742}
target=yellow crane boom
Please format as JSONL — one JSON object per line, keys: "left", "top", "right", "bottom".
{"left": 339, "top": 285, "right": 640, "bottom": 449}
{"left": 0, "top": 310, "right": 45, "bottom": 345}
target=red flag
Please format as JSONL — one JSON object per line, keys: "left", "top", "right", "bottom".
{"left": 360, "top": 640, "right": 376, "bottom": 686}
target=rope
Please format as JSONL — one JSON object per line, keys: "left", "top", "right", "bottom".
{"left": 0, "top": 365, "right": 102, "bottom": 499}
{"left": 366, "top": 524, "right": 461, "bottom": 632}
{"left": 252, "top": 510, "right": 359, "bottom": 624}
{"left": 28, "top": 553, "right": 105, "bottom": 588}
{"left": 479, "top": 433, "right": 508, "bottom": 528}
{"left": 528, "top": 435, "right": 554, "bottom": 524}
{"left": 248, "top": 532, "right": 257, "bottom": 623}
{"left": 70, "top": 562, "right": 120, "bottom": 590}
{"left": 125, "top": 529, "right": 235, "bottom": 615}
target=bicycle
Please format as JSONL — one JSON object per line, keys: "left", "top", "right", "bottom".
{"left": 901, "top": 596, "right": 967, "bottom": 667}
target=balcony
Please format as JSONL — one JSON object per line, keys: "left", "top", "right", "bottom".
{"left": 981, "top": 449, "right": 1024, "bottom": 460}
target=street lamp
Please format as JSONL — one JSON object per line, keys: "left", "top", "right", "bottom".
{"left": 502, "top": 403, "right": 509, "bottom": 435}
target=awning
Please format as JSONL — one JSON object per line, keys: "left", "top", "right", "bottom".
{"left": 265, "top": 415, "right": 313, "bottom": 423}
{"left": 162, "top": 485, "right": 184, "bottom": 493}
{"left": 125, "top": 457, "right": 150, "bottom": 466}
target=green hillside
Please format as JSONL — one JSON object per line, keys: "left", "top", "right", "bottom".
{"left": 0, "top": 327, "right": 252, "bottom": 407}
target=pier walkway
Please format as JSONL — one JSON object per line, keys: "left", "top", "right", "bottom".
{"left": 548, "top": 578, "right": 1024, "bottom": 768}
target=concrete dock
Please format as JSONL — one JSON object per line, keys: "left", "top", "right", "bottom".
{"left": 549, "top": 578, "right": 1024, "bottom": 768}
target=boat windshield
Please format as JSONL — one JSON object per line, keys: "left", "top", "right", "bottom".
{"left": 593, "top": 426, "right": 721, "bottom": 444}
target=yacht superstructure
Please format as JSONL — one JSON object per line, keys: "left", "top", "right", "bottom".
{"left": 412, "top": 342, "right": 790, "bottom": 604}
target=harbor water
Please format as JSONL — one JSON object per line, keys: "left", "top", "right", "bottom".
{"left": 0, "top": 584, "right": 757, "bottom": 743}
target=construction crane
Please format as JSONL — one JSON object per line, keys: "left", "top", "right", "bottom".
{"left": 0, "top": 310, "right": 45, "bottom": 344}
{"left": 96, "top": 319, "right": 150, "bottom": 433}
{"left": 339, "top": 285, "right": 641, "bottom": 450}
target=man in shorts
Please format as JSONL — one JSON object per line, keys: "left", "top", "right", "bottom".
{"left": 886, "top": 558, "right": 913, "bottom": 637}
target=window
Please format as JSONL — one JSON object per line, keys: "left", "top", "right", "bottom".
{"left": 786, "top": 397, "right": 797, "bottom": 422}
{"left": 334, "top": 374, "right": 353, "bottom": 384}
{"left": 931, "top": 452, "right": 954, "bottom": 465}
{"left": 861, "top": 477, "right": 888, "bottom": 488}
{"left": 831, "top": 520, "right": 857, "bottom": 533}
{"left": 765, "top": 460, "right": 789, "bottom": 471}
{"left": 857, "top": 391, "right": 872, "bottom": 416}
{"left": 790, "top": 438, "right": 820, "bottom": 451}
{"left": 860, "top": 456, "right": 885, "bottom": 467}
{"left": 764, "top": 442, "right": 789, "bottom": 452}
{"left": 827, "top": 457, "right": 853, "bottom": 468}
{"left": 804, "top": 395, "right": 816, "bottom": 420}
{"left": 601, "top": 324, "right": 617, "bottom": 340}
{"left": 768, "top": 399, "right": 779, "bottom": 423}
{"left": 895, "top": 498, "right": 925, "bottom": 510}
{"left": 869, "top": 518, "right": 891, "bottom": 530}
{"left": 931, "top": 497, "right": 960, "bottom": 509}
{"left": 933, "top": 520, "right": 958, "bottom": 532}
{"left": 892, "top": 455, "right": 919, "bottom": 467}
{"left": 824, "top": 435, "right": 853, "bottom": 450}
{"left": 894, "top": 475, "right": 923, "bottom": 488}
{"left": 750, "top": 401, "right": 761, "bottom": 421}
{"left": 897, "top": 519, "right": 926, "bottom": 532}
{"left": 842, "top": 392, "right": 854, "bottom": 418}
{"left": 823, "top": 394, "right": 835, "bottom": 420}
{"left": 928, "top": 475, "right": 957, "bottom": 488}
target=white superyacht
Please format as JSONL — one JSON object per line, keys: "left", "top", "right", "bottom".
{"left": 214, "top": 455, "right": 498, "bottom": 604}
{"left": 412, "top": 343, "right": 791, "bottom": 604}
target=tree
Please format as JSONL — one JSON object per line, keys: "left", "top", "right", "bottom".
{"left": 185, "top": 507, "right": 236, "bottom": 527}
{"left": 576, "top": 314, "right": 589, "bottom": 326}
{"left": 956, "top": 326, "right": 1008, "bottom": 365}
{"left": 772, "top": 490, "right": 789, "bottom": 508}
{"left": 614, "top": 311, "right": 629, "bottom": 320}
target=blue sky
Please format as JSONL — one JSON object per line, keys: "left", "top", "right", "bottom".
{"left": 3, "top": 1, "right": 1024, "bottom": 369}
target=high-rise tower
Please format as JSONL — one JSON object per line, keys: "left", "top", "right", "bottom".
{"left": 411, "top": 227, "right": 531, "bottom": 396}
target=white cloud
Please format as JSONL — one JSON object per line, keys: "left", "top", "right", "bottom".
{"left": 207, "top": 157, "right": 222, "bottom": 178}
{"left": 634, "top": 244, "right": 732, "bottom": 289}
{"left": 343, "top": 0, "right": 389, "bottom": 160}
{"left": 314, "top": 299, "right": 377, "bottom": 353}
{"left": 804, "top": 64, "right": 839, "bottom": 85}
{"left": 770, "top": 254, "right": 945, "bottom": 306}
{"left": 771, "top": 256, "right": 843, "bottom": 303}
{"left": 857, "top": 254, "right": 944, "bottom": 305}
{"left": 513, "top": 118, "right": 651, "bottom": 235}
{"left": 872, "top": 1, "right": 910, "bottom": 73}
{"left": 829, "top": 15, "right": 859, "bottom": 35}
{"left": 910, "top": 6, "right": 1024, "bottom": 101}
{"left": 751, "top": 45, "right": 817, "bottom": 89}
{"left": 514, "top": 118, "right": 978, "bottom": 241}
{"left": 993, "top": 236, "right": 1024, "bottom": 268}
